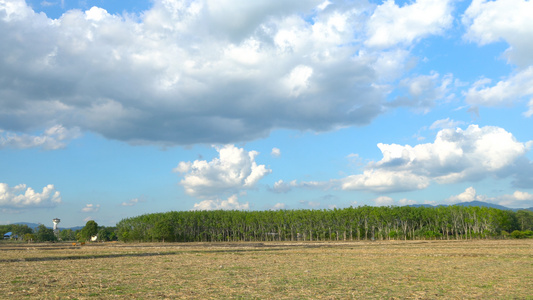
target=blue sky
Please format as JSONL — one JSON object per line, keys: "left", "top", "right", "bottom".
{"left": 1, "top": 0, "right": 533, "bottom": 227}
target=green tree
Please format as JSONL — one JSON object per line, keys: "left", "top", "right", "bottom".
{"left": 35, "top": 224, "right": 57, "bottom": 242}
{"left": 97, "top": 226, "right": 117, "bottom": 242}
{"left": 516, "top": 210, "right": 533, "bottom": 231}
{"left": 59, "top": 229, "right": 76, "bottom": 241}
{"left": 79, "top": 220, "right": 99, "bottom": 241}
{"left": 23, "top": 233, "right": 35, "bottom": 242}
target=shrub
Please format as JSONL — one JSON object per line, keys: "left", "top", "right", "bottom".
{"left": 511, "top": 230, "right": 524, "bottom": 239}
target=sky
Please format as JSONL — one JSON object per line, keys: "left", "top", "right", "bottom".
{"left": 1, "top": 0, "right": 533, "bottom": 228}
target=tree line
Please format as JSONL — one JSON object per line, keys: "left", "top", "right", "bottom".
{"left": 116, "top": 206, "right": 533, "bottom": 242}
{"left": 0, "top": 221, "right": 118, "bottom": 243}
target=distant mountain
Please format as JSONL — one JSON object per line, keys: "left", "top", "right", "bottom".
{"left": 453, "top": 201, "right": 511, "bottom": 210}
{"left": 13, "top": 222, "right": 83, "bottom": 231}
{"left": 410, "top": 201, "right": 532, "bottom": 212}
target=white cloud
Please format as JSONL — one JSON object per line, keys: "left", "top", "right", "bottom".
{"left": 446, "top": 187, "right": 483, "bottom": 204}
{"left": 389, "top": 72, "right": 453, "bottom": 113}
{"left": 121, "top": 198, "right": 140, "bottom": 207}
{"left": 465, "top": 66, "right": 533, "bottom": 107}
{"left": 175, "top": 144, "right": 271, "bottom": 198}
{"left": 524, "top": 99, "right": 533, "bottom": 118}
{"left": 398, "top": 198, "right": 417, "bottom": 206}
{"left": 271, "top": 203, "right": 287, "bottom": 210}
{"left": 375, "top": 125, "right": 528, "bottom": 181}
{"left": 270, "top": 179, "right": 298, "bottom": 193}
{"left": 429, "top": 118, "right": 464, "bottom": 130}
{"left": 0, "top": 125, "right": 81, "bottom": 150}
{"left": 271, "top": 147, "right": 281, "bottom": 157}
{"left": 365, "top": 0, "right": 454, "bottom": 48}
{"left": 341, "top": 169, "right": 430, "bottom": 193}
{"left": 373, "top": 196, "right": 394, "bottom": 206}
{"left": 192, "top": 195, "right": 249, "bottom": 211}
{"left": 273, "top": 125, "right": 531, "bottom": 195}
{"left": 463, "top": 0, "right": 533, "bottom": 67}
{"left": 446, "top": 187, "right": 533, "bottom": 208}
{"left": 341, "top": 125, "right": 531, "bottom": 193}
{"left": 0, "top": 0, "right": 393, "bottom": 146}
{"left": 81, "top": 204, "right": 100, "bottom": 213}
{"left": 0, "top": 183, "right": 61, "bottom": 208}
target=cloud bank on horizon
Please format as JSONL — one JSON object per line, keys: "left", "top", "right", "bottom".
{"left": 1, "top": 0, "right": 533, "bottom": 225}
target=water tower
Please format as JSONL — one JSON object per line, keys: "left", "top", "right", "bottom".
{"left": 52, "top": 218, "right": 60, "bottom": 236}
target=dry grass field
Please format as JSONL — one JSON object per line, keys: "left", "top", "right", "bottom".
{"left": 0, "top": 240, "right": 532, "bottom": 299}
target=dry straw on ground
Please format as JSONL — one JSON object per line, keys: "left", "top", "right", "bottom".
{"left": 1, "top": 240, "right": 532, "bottom": 299}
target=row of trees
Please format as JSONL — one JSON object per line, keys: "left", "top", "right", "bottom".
{"left": 0, "top": 221, "right": 118, "bottom": 243}
{"left": 116, "top": 206, "right": 533, "bottom": 243}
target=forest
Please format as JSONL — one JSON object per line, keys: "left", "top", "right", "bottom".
{"left": 116, "top": 206, "right": 533, "bottom": 242}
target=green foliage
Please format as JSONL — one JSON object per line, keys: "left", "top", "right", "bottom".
{"left": 79, "top": 220, "right": 99, "bottom": 241}
{"left": 34, "top": 224, "right": 57, "bottom": 242}
{"left": 59, "top": 229, "right": 77, "bottom": 241}
{"left": 511, "top": 230, "right": 524, "bottom": 239}
{"left": 23, "top": 233, "right": 35, "bottom": 242}
{"left": 97, "top": 226, "right": 118, "bottom": 241}
{"left": 510, "top": 230, "right": 533, "bottom": 239}
{"left": 116, "top": 206, "right": 526, "bottom": 243}
{"left": 516, "top": 210, "right": 533, "bottom": 231}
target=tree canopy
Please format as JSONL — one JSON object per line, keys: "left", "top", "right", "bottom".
{"left": 116, "top": 206, "right": 532, "bottom": 243}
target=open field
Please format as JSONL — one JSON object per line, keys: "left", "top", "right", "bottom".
{"left": 1, "top": 240, "right": 532, "bottom": 299}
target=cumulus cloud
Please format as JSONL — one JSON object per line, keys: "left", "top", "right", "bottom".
{"left": 373, "top": 196, "right": 394, "bottom": 206}
{"left": 341, "top": 125, "right": 532, "bottom": 193}
{"left": 81, "top": 204, "right": 100, "bottom": 213}
{"left": 192, "top": 195, "right": 249, "bottom": 211}
{"left": 0, "top": 125, "right": 81, "bottom": 150}
{"left": 366, "top": 0, "right": 454, "bottom": 48}
{"left": 465, "top": 66, "right": 533, "bottom": 107}
{"left": 463, "top": 0, "right": 533, "bottom": 67}
{"left": 0, "top": 0, "right": 402, "bottom": 146}
{"left": 446, "top": 187, "right": 483, "bottom": 204}
{"left": 0, "top": 183, "right": 61, "bottom": 208}
{"left": 175, "top": 144, "right": 271, "bottom": 198}
{"left": 341, "top": 169, "right": 430, "bottom": 193}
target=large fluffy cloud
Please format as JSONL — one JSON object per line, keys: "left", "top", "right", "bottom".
{"left": 341, "top": 125, "right": 532, "bottom": 192}
{"left": 0, "top": 183, "right": 62, "bottom": 208}
{"left": 0, "top": 0, "right": 455, "bottom": 146}
{"left": 462, "top": 0, "right": 533, "bottom": 114}
{"left": 174, "top": 144, "right": 271, "bottom": 198}
{"left": 463, "top": 0, "right": 533, "bottom": 67}
{"left": 365, "top": 0, "right": 454, "bottom": 48}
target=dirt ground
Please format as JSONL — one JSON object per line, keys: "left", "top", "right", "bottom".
{"left": 1, "top": 239, "right": 532, "bottom": 299}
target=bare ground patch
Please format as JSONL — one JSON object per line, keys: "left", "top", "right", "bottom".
{"left": 0, "top": 240, "right": 532, "bottom": 299}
